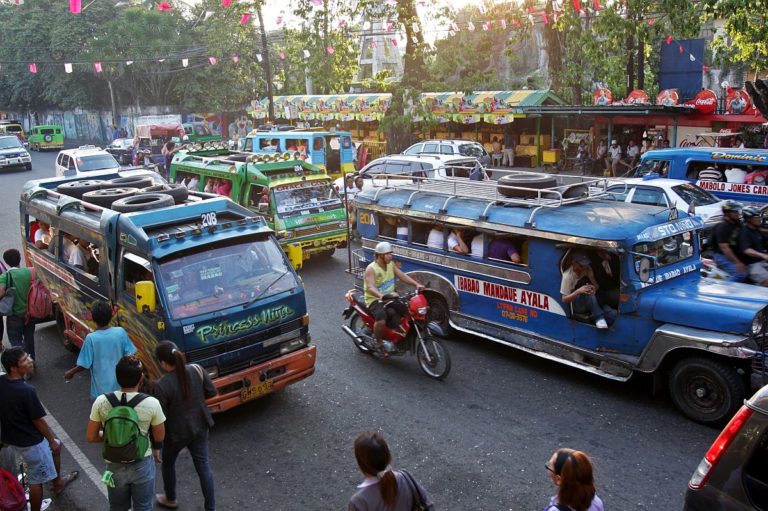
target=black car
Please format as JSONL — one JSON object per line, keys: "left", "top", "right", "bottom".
{"left": 684, "top": 383, "right": 768, "bottom": 510}
{"left": 106, "top": 138, "right": 135, "bottom": 165}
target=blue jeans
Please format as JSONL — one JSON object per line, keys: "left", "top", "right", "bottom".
{"left": 162, "top": 430, "right": 215, "bottom": 511}
{"left": 6, "top": 314, "right": 35, "bottom": 360}
{"left": 572, "top": 293, "right": 605, "bottom": 321}
{"left": 107, "top": 456, "right": 155, "bottom": 511}
{"left": 713, "top": 253, "right": 749, "bottom": 282}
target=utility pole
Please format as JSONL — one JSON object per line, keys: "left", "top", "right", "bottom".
{"left": 255, "top": 2, "right": 275, "bottom": 122}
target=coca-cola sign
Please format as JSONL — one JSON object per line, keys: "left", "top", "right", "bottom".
{"left": 656, "top": 89, "right": 679, "bottom": 106}
{"left": 593, "top": 88, "right": 612, "bottom": 106}
{"left": 685, "top": 89, "right": 717, "bottom": 114}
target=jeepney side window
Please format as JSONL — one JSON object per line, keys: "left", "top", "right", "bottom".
{"left": 410, "top": 221, "right": 431, "bottom": 246}
{"left": 122, "top": 253, "right": 154, "bottom": 295}
{"left": 487, "top": 236, "right": 527, "bottom": 265}
{"left": 377, "top": 214, "right": 408, "bottom": 241}
{"left": 56, "top": 230, "right": 99, "bottom": 278}
{"left": 243, "top": 138, "right": 253, "bottom": 152}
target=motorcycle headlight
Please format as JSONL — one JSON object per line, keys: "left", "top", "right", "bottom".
{"left": 417, "top": 306, "right": 428, "bottom": 315}
{"left": 752, "top": 310, "right": 766, "bottom": 335}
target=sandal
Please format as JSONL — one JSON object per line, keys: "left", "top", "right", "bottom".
{"left": 53, "top": 470, "right": 79, "bottom": 497}
{"left": 373, "top": 346, "right": 389, "bottom": 359}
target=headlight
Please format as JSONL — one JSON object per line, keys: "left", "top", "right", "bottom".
{"left": 752, "top": 310, "right": 766, "bottom": 335}
{"left": 280, "top": 337, "right": 307, "bottom": 354}
{"left": 417, "top": 306, "right": 428, "bottom": 315}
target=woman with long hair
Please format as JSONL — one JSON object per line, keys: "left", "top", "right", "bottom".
{"left": 544, "top": 448, "right": 604, "bottom": 511}
{"left": 348, "top": 432, "right": 433, "bottom": 511}
{"left": 153, "top": 341, "right": 217, "bottom": 510}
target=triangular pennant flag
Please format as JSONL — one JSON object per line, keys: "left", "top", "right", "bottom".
{"left": 412, "top": 22, "right": 420, "bottom": 33}
{"left": 482, "top": 21, "right": 489, "bottom": 31}
{"left": 157, "top": 2, "right": 172, "bottom": 11}
{"left": 240, "top": 13, "right": 251, "bottom": 25}
{"left": 182, "top": 58, "right": 188, "bottom": 67}
{"left": 528, "top": 13, "right": 534, "bottom": 25}
{"left": 479, "top": 4, "right": 487, "bottom": 14}
{"left": 363, "top": 21, "right": 371, "bottom": 30}
{"left": 279, "top": 51, "right": 285, "bottom": 60}
{"left": 689, "top": 54, "right": 696, "bottom": 61}
{"left": 256, "top": 54, "right": 263, "bottom": 62}
{"left": 541, "top": 11, "right": 549, "bottom": 24}
{"left": 665, "top": 36, "right": 672, "bottom": 44}
{"left": 451, "top": 21, "right": 459, "bottom": 32}
{"left": 572, "top": 0, "right": 581, "bottom": 11}
{"left": 222, "top": 0, "right": 232, "bottom": 6}
{"left": 390, "top": 38, "right": 397, "bottom": 46}
{"left": 648, "top": 18, "right": 654, "bottom": 25}
{"left": 337, "top": 19, "right": 346, "bottom": 28}
{"left": 499, "top": 19, "right": 506, "bottom": 29}
{"left": 29, "top": 63, "right": 37, "bottom": 74}
{"left": 679, "top": 45, "right": 684, "bottom": 54}
{"left": 703, "top": 65, "right": 710, "bottom": 72}
{"left": 303, "top": 49, "right": 310, "bottom": 58}
{"left": 512, "top": 18, "right": 521, "bottom": 27}
{"left": 64, "top": 63, "right": 73, "bottom": 73}
{"left": 209, "top": 56, "right": 217, "bottom": 65}
{"left": 411, "top": 36, "right": 418, "bottom": 44}
{"left": 69, "top": 0, "right": 81, "bottom": 14}
{"left": 386, "top": 21, "right": 393, "bottom": 32}
{"left": 371, "top": 41, "right": 378, "bottom": 48}
{"left": 311, "top": 0, "right": 322, "bottom": 5}
{"left": 448, "top": 30, "right": 455, "bottom": 37}
{"left": 592, "top": 0, "right": 600, "bottom": 9}
{"left": 158, "top": 59, "right": 165, "bottom": 62}
{"left": 232, "top": 55, "right": 239, "bottom": 63}
{"left": 326, "top": 46, "right": 335, "bottom": 54}
{"left": 126, "top": 60, "right": 133, "bottom": 65}
{"left": 276, "top": 15, "right": 283, "bottom": 25}
{"left": 467, "top": 21, "right": 475, "bottom": 31}
{"left": 94, "top": 62, "right": 102, "bottom": 73}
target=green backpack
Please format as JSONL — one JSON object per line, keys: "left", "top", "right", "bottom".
{"left": 102, "top": 393, "right": 149, "bottom": 463}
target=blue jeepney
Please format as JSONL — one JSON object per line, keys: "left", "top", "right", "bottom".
{"left": 352, "top": 175, "right": 768, "bottom": 424}
{"left": 20, "top": 173, "right": 315, "bottom": 412}
{"left": 637, "top": 147, "right": 768, "bottom": 203}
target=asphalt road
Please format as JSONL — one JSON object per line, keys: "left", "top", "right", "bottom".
{"left": 1, "top": 149, "right": 717, "bottom": 510}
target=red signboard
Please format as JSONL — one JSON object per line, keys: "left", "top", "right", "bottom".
{"left": 625, "top": 89, "right": 650, "bottom": 105}
{"left": 656, "top": 89, "right": 679, "bottom": 106}
{"left": 593, "top": 88, "right": 613, "bottom": 106}
{"left": 685, "top": 89, "right": 717, "bottom": 114}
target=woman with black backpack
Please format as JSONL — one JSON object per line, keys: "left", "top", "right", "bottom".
{"left": 152, "top": 341, "right": 217, "bottom": 510}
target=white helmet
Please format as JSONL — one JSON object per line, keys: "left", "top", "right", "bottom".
{"left": 375, "top": 241, "right": 393, "bottom": 254}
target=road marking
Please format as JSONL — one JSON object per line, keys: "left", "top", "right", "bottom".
{"left": 43, "top": 406, "right": 108, "bottom": 500}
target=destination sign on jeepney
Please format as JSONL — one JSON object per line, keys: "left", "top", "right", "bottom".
{"left": 275, "top": 181, "right": 326, "bottom": 191}
{"left": 697, "top": 180, "right": 768, "bottom": 197}
{"left": 709, "top": 151, "right": 768, "bottom": 163}
{"left": 635, "top": 217, "right": 703, "bottom": 242}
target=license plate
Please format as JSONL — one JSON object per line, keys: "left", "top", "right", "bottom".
{"left": 10, "top": 159, "right": 18, "bottom": 164}
{"left": 240, "top": 379, "right": 274, "bottom": 402}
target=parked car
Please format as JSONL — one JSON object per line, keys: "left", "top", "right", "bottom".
{"left": 55, "top": 145, "right": 121, "bottom": 177}
{"left": 605, "top": 177, "right": 725, "bottom": 248}
{"left": 106, "top": 138, "right": 136, "bottom": 165}
{"left": 0, "top": 135, "right": 32, "bottom": 171}
{"left": 403, "top": 139, "right": 491, "bottom": 166}
{"left": 28, "top": 124, "right": 64, "bottom": 151}
{"left": 684, "top": 383, "right": 768, "bottom": 510}
{"left": 334, "top": 154, "right": 482, "bottom": 193}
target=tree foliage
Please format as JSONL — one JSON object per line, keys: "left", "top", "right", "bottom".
{"left": 704, "top": 0, "right": 768, "bottom": 75}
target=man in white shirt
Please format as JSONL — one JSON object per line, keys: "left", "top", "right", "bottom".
{"left": 607, "top": 140, "right": 622, "bottom": 177}
{"left": 427, "top": 227, "right": 469, "bottom": 254}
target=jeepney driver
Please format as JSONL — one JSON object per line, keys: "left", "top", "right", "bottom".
{"left": 364, "top": 241, "right": 424, "bottom": 356}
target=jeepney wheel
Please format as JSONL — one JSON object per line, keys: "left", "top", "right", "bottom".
{"left": 56, "top": 180, "right": 107, "bottom": 199}
{"left": 55, "top": 308, "right": 77, "bottom": 353}
{"left": 668, "top": 357, "right": 745, "bottom": 426}
{"left": 424, "top": 293, "right": 451, "bottom": 337}
{"left": 82, "top": 187, "right": 138, "bottom": 208}
{"left": 140, "top": 183, "right": 188, "bottom": 204}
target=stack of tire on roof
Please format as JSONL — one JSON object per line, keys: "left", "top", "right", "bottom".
{"left": 55, "top": 175, "right": 189, "bottom": 212}
{"left": 496, "top": 171, "right": 589, "bottom": 200}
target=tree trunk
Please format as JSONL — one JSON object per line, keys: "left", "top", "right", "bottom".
{"left": 108, "top": 78, "right": 117, "bottom": 127}
{"left": 256, "top": 3, "right": 274, "bottom": 122}
{"left": 637, "top": 32, "right": 645, "bottom": 90}
{"left": 625, "top": 22, "right": 635, "bottom": 95}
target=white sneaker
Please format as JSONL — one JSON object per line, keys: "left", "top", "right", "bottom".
{"left": 595, "top": 318, "right": 608, "bottom": 329}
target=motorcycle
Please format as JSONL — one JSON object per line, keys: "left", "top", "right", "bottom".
{"left": 341, "top": 288, "right": 451, "bottom": 380}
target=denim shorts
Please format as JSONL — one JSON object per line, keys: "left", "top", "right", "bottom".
{"left": 14, "top": 438, "right": 57, "bottom": 485}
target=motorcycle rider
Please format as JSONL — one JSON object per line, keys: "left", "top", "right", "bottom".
{"left": 738, "top": 206, "right": 768, "bottom": 286}
{"left": 712, "top": 200, "right": 748, "bottom": 282}
{"left": 364, "top": 241, "right": 423, "bottom": 356}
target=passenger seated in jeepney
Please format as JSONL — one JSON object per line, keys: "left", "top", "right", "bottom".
{"left": 427, "top": 225, "right": 469, "bottom": 255}
{"left": 487, "top": 236, "right": 522, "bottom": 263}
{"left": 697, "top": 166, "right": 724, "bottom": 182}
{"left": 560, "top": 250, "right": 616, "bottom": 329}
{"left": 380, "top": 215, "right": 408, "bottom": 241}
{"left": 590, "top": 250, "right": 620, "bottom": 309}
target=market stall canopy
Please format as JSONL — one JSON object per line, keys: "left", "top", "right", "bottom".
{"left": 250, "top": 90, "right": 565, "bottom": 124}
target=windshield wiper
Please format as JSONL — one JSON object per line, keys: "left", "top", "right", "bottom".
{"left": 243, "top": 270, "right": 291, "bottom": 309}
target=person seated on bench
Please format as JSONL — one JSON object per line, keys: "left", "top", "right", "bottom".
{"left": 560, "top": 251, "right": 614, "bottom": 329}
{"left": 427, "top": 226, "right": 469, "bottom": 254}
{"left": 487, "top": 237, "right": 522, "bottom": 263}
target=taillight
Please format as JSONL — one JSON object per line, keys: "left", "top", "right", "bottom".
{"left": 689, "top": 405, "right": 753, "bottom": 489}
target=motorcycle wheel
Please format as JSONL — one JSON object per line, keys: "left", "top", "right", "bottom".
{"left": 416, "top": 334, "right": 451, "bottom": 380}
{"left": 349, "top": 312, "right": 373, "bottom": 354}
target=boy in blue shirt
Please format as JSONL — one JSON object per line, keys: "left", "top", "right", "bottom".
{"left": 63, "top": 300, "right": 136, "bottom": 399}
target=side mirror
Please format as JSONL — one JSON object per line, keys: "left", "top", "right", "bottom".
{"left": 135, "top": 280, "right": 156, "bottom": 313}
{"left": 637, "top": 257, "right": 652, "bottom": 283}
{"left": 258, "top": 203, "right": 269, "bottom": 214}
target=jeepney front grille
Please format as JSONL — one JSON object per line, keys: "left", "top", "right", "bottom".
{"left": 186, "top": 318, "right": 304, "bottom": 375}
{"left": 293, "top": 222, "right": 343, "bottom": 238}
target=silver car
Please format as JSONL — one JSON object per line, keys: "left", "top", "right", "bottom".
{"left": 0, "top": 135, "right": 32, "bottom": 171}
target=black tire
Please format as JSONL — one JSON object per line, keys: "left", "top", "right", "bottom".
{"left": 44, "top": 134, "right": 53, "bottom": 143}
{"left": 112, "top": 193, "right": 175, "bottom": 213}
{"left": 497, "top": 172, "right": 558, "bottom": 198}
{"left": 416, "top": 334, "right": 451, "bottom": 380}
{"left": 81, "top": 187, "right": 138, "bottom": 208}
{"left": 668, "top": 357, "right": 745, "bottom": 425}
{"left": 56, "top": 179, "right": 107, "bottom": 199}
{"left": 349, "top": 312, "right": 373, "bottom": 354}
{"left": 139, "top": 183, "right": 188, "bottom": 204}
{"left": 106, "top": 175, "right": 155, "bottom": 189}
{"left": 55, "top": 307, "right": 78, "bottom": 353}
{"left": 562, "top": 184, "right": 590, "bottom": 199}
{"left": 25, "top": 163, "right": 32, "bottom": 171}
{"left": 424, "top": 293, "right": 451, "bottom": 337}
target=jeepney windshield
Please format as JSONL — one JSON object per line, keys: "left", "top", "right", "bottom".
{"left": 272, "top": 180, "right": 342, "bottom": 218}
{"left": 157, "top": 236, "right": 297, "bottom": 320}
{"left": 633, "top": 232, "right": 694, "bottom": 269}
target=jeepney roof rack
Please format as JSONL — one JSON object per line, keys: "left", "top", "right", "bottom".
{"left": 366, "top": 170, "right": 627, "bottom": 228}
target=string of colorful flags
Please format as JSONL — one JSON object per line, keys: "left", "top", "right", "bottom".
{"left": 1, "top": 0, "right": 711, "bottom": 75}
